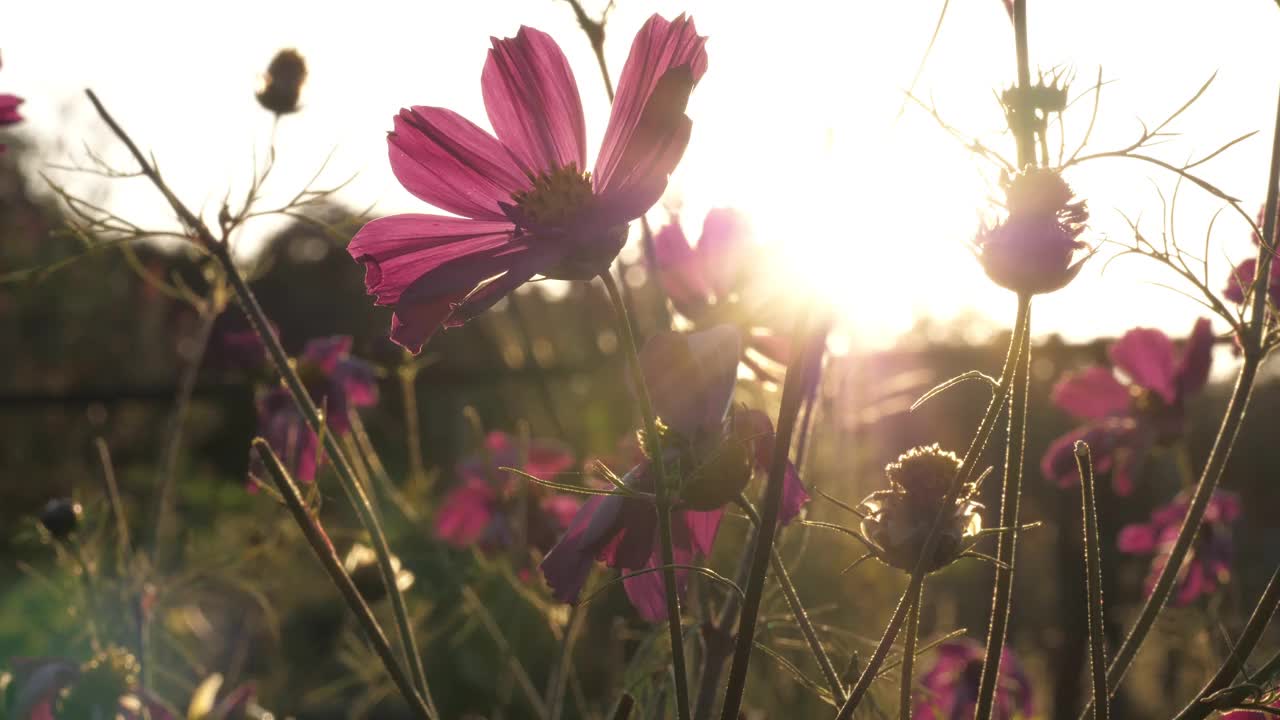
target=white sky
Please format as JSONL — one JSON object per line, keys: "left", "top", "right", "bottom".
{"left": 5, "top": 0, "right": 1280, "bottom": 349}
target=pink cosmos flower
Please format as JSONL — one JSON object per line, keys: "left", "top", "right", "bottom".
{"left": 1224, "top": 206, "right": 1280, "bottom": 310}
{"left": 653, "top": 208, "right": 794, "bottom": 380}
{"left": 540, "top": 325, "right": 809, "bottom": 621}
{"left": 435, "top": 430, "right": 580, "bottom": 556}
{"left": 348, "top": 15, "right": 709, "bottom": 353}
{"left": 251, "top": 336, "right": 378, "bottom": 484}
{"left": 1223, "top": 698, "right": 1280, "bottom": 719}
{"left": 975, "top": 168, "right": 1089, "bottom": 296}
{"left": 1041, "top": 318, "right": 1213, "bottom": 495}
{"left": 1, "top": 52, "right": 24, "bottom": 153}
{"left": 913, "top": 639, "right": 1033, "bottom": 720}
{"left": 1117, "top": 488, "right": 1240, "bottom": 607}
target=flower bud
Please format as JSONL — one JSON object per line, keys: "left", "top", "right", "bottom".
{"left": 343, "top": 543, "right": 414, "bottom": 605}
{"left": 256, "top": 49, "right": 307, "bottom": 116}
{"left": 678, "top": 405, "right": 755, "bottom": 511}
{"left": 39, "top": 498, "right": 82, "bottom": 540}
{"left": 975, "top": 168, "right": 1089, "bottom": 296}
{"left": 860, "top": 445, "right": 983, "bottom": 573}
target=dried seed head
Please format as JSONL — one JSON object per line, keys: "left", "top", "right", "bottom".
{"left": 256, "top": 49, "right": 307, "bottom": 116}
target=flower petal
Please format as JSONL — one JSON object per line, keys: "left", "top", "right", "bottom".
{"left": 525, "top": 439, "right": 576, "bottom": 480}
{"left": 1050, "top": 366, "right": 1131, "bottom": 420}
{"left": 595, "top": 13, "right": 707, "bottom": 192}
{"left": 301, "top": 336, "right": 352, "bottom": 373}
{"left": 1116, "top": 523, "right": 1156, "bottom": 553}
{"left": 541, "top": 494, "right": 615, "bottom": 604}
{"left": 653, "top": 218, "right": 712, "bottom": 313}
{"left": 482, "top": 26, "right": 587, "bottom": 174}
{"left": 681, "top": 508, "right": 724, "bottom": 556}
{"left": 1039, "top": 421, "right": 1129, "bottom": 489}
{"left": 1223, "top": 258, "right": 1255, "bottom": 304}
{"left": 1173, "top": 318, "right": 1214, "bottom": 399}
{"left": 435, "top": 479, "right": 496, "bottom": 547}
{"left": 639, "top": 325, "right": 742, "bottom": 436}
{"left": 0, "top": 94, "right": 23, "bottom": 125}
{"left": 389, "top": 106, "right": 529, "bottom": 220}
{"left": 697, "top": 208, "right": 753, "bottom": 299}
{"left": 622, "top": 552, "right": 689, "bottom": 622}
{"left": 1109, "top": 327, "right": 1178, "bottom": 404}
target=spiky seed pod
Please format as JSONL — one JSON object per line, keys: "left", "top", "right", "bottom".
{"left": 860, "top": 444, "right": 983, "bottom": 573}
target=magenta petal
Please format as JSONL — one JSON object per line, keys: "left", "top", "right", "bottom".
{"left": 1117, "top": 523, "right": 1156, "bottom": 553}
{"left": 1224, "top": 258, "right": 1256, "bottom": 304}
{"left": 1050, "top": 366, "right": 1130, "bottom": 420}
{"left": 592, "top": 68, "right": 694, "bottom": 223}
{"left": 525, "top": 439, "right": 576, "bottom": 480}
{"left": 779, "top": 461, "right": 809, "bottom": 525}
{"left": 697, "top": 208, "right": 753, "bottom": 299}
{"left": 1109, "top": 327, "right": 1178, "bottom": 404}
{"left": 301, "top": 336, "right": 352, "bottom": 373}
{"left": 622, "top": 552, "right": 690, "bottom": 622}
{"left": 541, "top": 494, "right": 615, "bottom": 603}
{"left": 0, "top": 93, "right": 22, "bottom": 125}
{"left": 389, "top": 106, "right": 529, "bottom": 220}
{"left": 1040, "top": 423, "right": 1124, "bottom": 488}
{"left": 595, "top": 13, "right": 708, "bottom": 192}
{"left": 435, "top": 479, "right": 496, "bottom": 547}
{"left": 348, "top": 214, "right": 516, "bottom": 307}
{"left": 681, "top": 508, "right": 724, "bottom": 556}
{"left": 482, "top": 26, "right": 587, "bottom": 174}
{"left": 639, "top": 325, "right": 742, "bottom": 436}
{"left": 336, "top": 358, "right": 379, "bottom": 408}
{"left": 1174, "top": 318, "right": 1214, "bottom": 399}
{"left": 654, "top": 219, "right": 713, "bottom": 312}
{"left": 540, "top": 494, "right": 583, "bottom": 531}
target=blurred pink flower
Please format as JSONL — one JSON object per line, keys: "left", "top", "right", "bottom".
{"left": 348, "top": 15, "right": 708, "bottom": 353}
{"left": 975, "top": 168, "right": 1089, "bottom": 296}
{"left": 1224, "top": 206, "right": 1280, "bottom": 310}
{"left": 1041, "top": 318, "right": 1213, "bottom": 495}
{"left": 540, "top": 326, "right": 809, "bottom": 621}
{"left": 653, "top": 208, "right": 794, "bottom": 380}
{"left": 251, "top": 336, "right": 378, "bottom": 485}
{"left": 435, "top": 430, "right": 579, "bottom": 556}
{"left": 1118, "top": 488, "right": 1240, "bottom": 607}
{"left": 1222, "top": 698, "right": 1280, "bottom": 719}
{"left": 913, "top": 638, "right": 1033, "bottom": 720}
{"left": 1, "top": 52, "right": 24, "bottom": 153}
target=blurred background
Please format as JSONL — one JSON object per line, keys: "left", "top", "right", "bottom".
{"left": 4, "top": 1, "right": 1280, "bottom": 718}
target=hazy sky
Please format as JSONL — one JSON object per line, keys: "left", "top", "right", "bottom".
{"left": 5, "top": 0, "right": 1280, "bottom": 349}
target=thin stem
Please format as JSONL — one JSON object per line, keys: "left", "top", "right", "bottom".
{"left": 599, "top": 270, "right": 692, "bottom": 720}
{"left": 1011, "top": 0, "right": 1034, "bottom": 169}
{"left": 1076, "top": 443, "right": 1110, "bottom": 720}
{"left": 719, "top": 309, "right": 823, "bottom": 720}
{"left": 153, "top": 298, "right": 217, "bottom": 568}
{"left": 974, "top": 295, "right": 1033, "bottom": 719}
{"left": 461, "top": 585, "right": 551, "bottom": 720}
{"left": 1081, "top": 82, "right": 1280, "bottom": 719}
{"left": 398, "top": 358, "right": 430, "bottom": 487}
{"left": 251, "top": 440, "right": 434, "bottom": 720}
{"left": 93, "top": 437, "right": 131, "bottom": 573}
{"left": 693, "top": 523, "right": 757, "bottom": 720}
{"left": 81, "top": 89, "right": 437, "bottom": 717}
{"left": 836, "top": 298, "right": 1030, "bottom": 719}
{"left": 899, "top": 580, "right": 925, "bottom": 720}
{"left": 547, "top": 600, "right": 584, "bottom": 720}
{"left": 736, "top": 497, "right": 845, "bottom": 703}
{"left": 1175, "top": 565, "right": 1280, "bottom": 720}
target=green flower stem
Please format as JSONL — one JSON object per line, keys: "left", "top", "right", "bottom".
{"left": 1075, "top": 443, "right": 1110, "bottom": 720}
{"left": 1080, "top": 81, "right": 1280, "bottom": 720}
{"left": 599, "top": 269, "right": 692, "bottom": 720}
{"left": 719, "top": 308, "right": 825, "bottom": 720}
{"left": 974, "top": 295, "right": 1033, "bottom": 720}
{"left": 82, "top": 88, "right": 437, "bottom": 718}
{"left": 252, "top": 440, "right": 434, "bottom": 720}
{"left": 898, "top": 580, "right": 925, "bottom": 720}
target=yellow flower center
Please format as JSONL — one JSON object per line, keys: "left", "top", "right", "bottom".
{"left": 511, "top": 165, "right": 593, "bottom": 229}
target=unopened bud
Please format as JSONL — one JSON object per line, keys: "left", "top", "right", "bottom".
{"left": 256, "top": 49, "right": 307, "bottom": 116}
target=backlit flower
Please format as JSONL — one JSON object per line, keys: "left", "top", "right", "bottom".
{"left": 1, "top": 52, "right": 24, "bottom": 153}
{"left": 540, "top": 326, "right": 809, "bottom": 620}
{"left": 252, "top": 336, "right": 378, "bottom": 484}
{"left": 1117, "top": 488, "right": 1240, "bottom": 606}
{"left": 348, "top": 15, "right": 708, "bottom": 353}
{"left": 974, "top": 168, "right": 1089, "bottom": 296}
{"left": 654, "top": 208, "right": 794, "bottom": 380}
{"left": 1222, "top": 697, "right": 1280, "bottom": 719}
{"left": 913, "top": 639, "right": 1033, "bottom": 720}
{"left": 435, "top": 430, "right": 579, "bottom": 557}
{"left": 1041, "top": 318, "right": 1213, "bottom": 495}
{"left": 1224, "top": 206, "right": 1280, "bottom": 310}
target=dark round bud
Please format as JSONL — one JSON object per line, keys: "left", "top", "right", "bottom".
{"left": 256, "top": 49, "right": 307, "bottom": 116}
{"left": 39, "top": 498, "right": 82, "bottom": 539}
{"left": 679, "top": 418, "right": 754, "bottom": 512}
